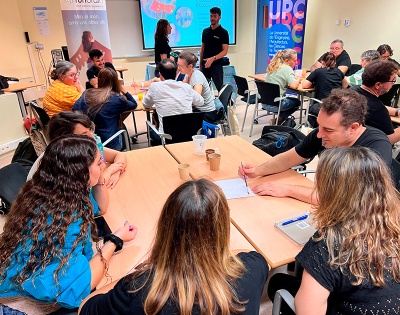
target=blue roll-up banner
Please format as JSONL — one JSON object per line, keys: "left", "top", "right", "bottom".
{"left": 268, "top": 0, "right": 308, "bottom": 68}
{"left": 60, "top": 0, "right": 113, "bottom": 80}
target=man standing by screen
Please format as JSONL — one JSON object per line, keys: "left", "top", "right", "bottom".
{"left": 200, "top": 7, "right": 229, "bottom": 92}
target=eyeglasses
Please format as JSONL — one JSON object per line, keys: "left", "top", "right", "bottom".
{"left": 385, "top": 79, "right": 397, "bottom": 84}
{"left": 329, "top": 47, "right": 342, "bottom": 51}
{"left": 65, "top": 71, "right": 79, "bottom": 78}
{"left": 381, "top": 55, "right": 391, "bottom": 60}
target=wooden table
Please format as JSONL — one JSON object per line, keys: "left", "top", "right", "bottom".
{"left": 97, "top": 145, "right": 255, "bottom": 288}
{"left": 166, "top": 135, "right": 314, "bottom": 268}
{"left": 115, "top": 67, "right": 128, "bottom": 79}
{"left": 391, "top": 115, "right": 400, "bottom": 125}
{"left": 249, "top": 73, "right": 315, "bottom": 124}
{"left": 3, "top": 82, "right": 43, "bottom": 119}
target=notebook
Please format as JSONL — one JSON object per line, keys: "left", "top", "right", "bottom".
{"left": 274, "top": 211, "right": 316, "bottom": 246}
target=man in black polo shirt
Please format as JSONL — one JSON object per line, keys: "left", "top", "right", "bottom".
{"left": 352, "top": 60, "right": 400, "bottom": 144}
{"left": 310, "top": 39, "right": 351, "bottom": 74}
{"left": 200, "top": 7, "right": 229, "bottom": 92}
{"left": 86, "top": 49, "right": 116, "bottom": 88}
{"left": 239, "top": 89, "right": 392, "bottom": 205}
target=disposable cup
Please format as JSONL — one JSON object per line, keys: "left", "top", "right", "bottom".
{"left": 192, "top": 135, "right": 207, "bottom": 155}
{"left": 205, "top": 149, "right": 215, "bottom": 161}
{"left": 209, "top": 153, "right": 221, "bottom": 171}
{"left": 138, "top": 93, "right": 144, "bottom": 101}
{"left": 178, "top": 163, "right": 190, "bottom": 180}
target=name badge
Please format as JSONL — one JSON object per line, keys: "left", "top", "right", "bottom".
{"left": 214, "top": 36, "right": 220, "bottom": 39}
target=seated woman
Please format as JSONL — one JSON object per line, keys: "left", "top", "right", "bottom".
{"left": 73, "top": 68, "right": 137, "bottom": 151}
{"left": 302, "top": 52, "right": 343, "bottom": 127}
{"left": 43, "top": 61, "right": 84, "bottom": 117}
{"left": 177, "top": 51, "right": 221, "bottom": 123}
{"left": 79, "top": 179, "right": 269, "bottom": 315}
{"left": 27, "top": 111, "right": 127, "bottom": 189}
{"left": 0, "top": 135, "right": 137, "bottom": 312}
{"left": 268, "top": 147, "right": 400, "bottom": 314}
{"left": 265, "top": 49, "right": 302, "bottom": 125}
{"left": 377, "top": 44, "right": 400, "bottom": 74}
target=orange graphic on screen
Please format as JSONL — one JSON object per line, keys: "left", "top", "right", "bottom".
{"left": 149, "top": 0, "right": 175, "bottom": 14}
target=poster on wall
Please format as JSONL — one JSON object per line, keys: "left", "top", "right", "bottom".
{"left": 59, "top": 0, "right": 113, "bottom": 79}
{"left": 268, "top": 0, "right": 307, "bottom": 67}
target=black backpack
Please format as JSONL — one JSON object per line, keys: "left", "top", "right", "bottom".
{"left": 252, "top": 128, "right": 303, "bottom": 156}
{"left": 12, "top": 138, "right": 38, "bottom": 164}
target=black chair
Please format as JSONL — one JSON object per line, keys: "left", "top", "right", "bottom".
{"left": 0, "top": 162, "right": 28, "bottom": 214}
{"left": 232, "top": 75, "right": 257, "bottom": 132}
{"left": 379, "top": 84, "right": 400, "bottom": 107}
{"left": 391, "top": 158, "right": 400, "bottom": 191}
{"left": 345, "top": 64, "right": 362, "bottom": 76}
{"left": 251, "top": 81, "right": 288, "bottom": 137}
{"left": 216, "top": 84, "right": 234, "bottom": 135}
{"left": 29, "top": 101, "right": 50, "bottom": 130}
{"left": 146, "top": 112, "right": 205, "bottom": 146}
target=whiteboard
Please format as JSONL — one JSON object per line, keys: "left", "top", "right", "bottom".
{"left": 106, "top": 0, "right": 153, "bottom": 58}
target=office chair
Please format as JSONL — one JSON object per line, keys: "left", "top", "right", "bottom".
{"left": 272, "top": 289, "right": 296, "bottom": 315}
{"left": 28, "top": 101, "right": 50, "bottom": 131}
{"left": 146, "top": 112, "right": 205, "bottom": 146}
{"left": 250, "top": 81, "right": 292, "bottom": 137}
{"left": 216, "top": 84, "right": 234, "bottom": 135}
{"left": 103, "top": 123, "right": 131, "bottom": 151}
{"left": 0, "top": 162, "right": 28, "bottom": 214}
{"left": 345, "top": 64, "right": 362, "bottom": 76}
{"left": 233, "top": 75, "right": 257, "bottom": 132}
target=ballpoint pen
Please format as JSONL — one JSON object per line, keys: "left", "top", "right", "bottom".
{"left": 281, "top": 214, "right": 308, "bottom": 226}
{"left": 241, "top": 162, "right": 250, "bottom": 195}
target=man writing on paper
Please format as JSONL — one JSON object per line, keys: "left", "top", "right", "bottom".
{"left": 142, "top": 58, "right": 204, "bottom": 145}
{"left": 239, "top": 89, "right": 392, "bottom": 205}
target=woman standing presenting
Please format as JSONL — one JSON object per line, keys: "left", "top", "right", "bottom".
{"left": 73, "top": 68, "right": 137, "bottom": 151}
{"left": 154, "top": 19, "right": 172, "bottom": 77}
{"left": 265, "top": 49, "right": 302, "bottom": 124}
{"left": 43, "top": 61, "right": 84, "bottom": 117}
{"left": 80, "top": 179, "right": 268, "bottom": 314}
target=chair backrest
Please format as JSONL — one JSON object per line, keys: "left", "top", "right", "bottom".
{"left": 233, "top": 74, "right": 250, "bottom": 97}
{"left": 345, "top": 64, "right": 362, "bottom": 76}
{"left": 162, "top": 112, "right": 205, "bottom": 144}
{"left": 391, "top": 158, "right": 400, "bottom": 191}
{"left": 254, "top": 81, "right": 281, "bottom": 106}
{"left": 29, "top": 102, "right": 50, "bottom": 129}
{"left": 218, "top": 84, "right": 234, "bottom": 114}
{"left": 0, "top": 162, "right": 28, "bottom": 214}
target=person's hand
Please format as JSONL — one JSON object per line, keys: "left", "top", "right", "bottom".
{"left": 106, "top": 171, "right": 121, "bottom": 189}
{"left": 114, "top": 221, "right": 138, "bottom": 243}
{"left": 251, "top": 182, "right": 290, "bottom": 197}
{"left": 120, "top": 84, "right": 127, "bottom": 95}
{"left": 203, "top": 57, "right": 214, "bottom": 69}
{"left": 238, "top": 163, "right": 258, "bottom": 179}
{"left": 90, "top": 76, "right": 98, "bottom": 88}
{"left": 131, "top": 81, "right": 140, "bottom": 88}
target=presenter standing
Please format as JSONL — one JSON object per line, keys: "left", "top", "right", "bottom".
{"left": 200, "top": 7, "right": 229, "bottom": 92}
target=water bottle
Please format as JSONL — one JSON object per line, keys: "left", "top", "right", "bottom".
{"left": 196, "top": 51, "right": 200, "bottom": 68}
{"left": 94, "top": 134, "right": 105, "bottom": 163}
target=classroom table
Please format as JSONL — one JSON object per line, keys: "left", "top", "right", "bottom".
{"left": 391, "top": 115, "right": 400, "bottom": 125}
{"left": 114, "top": 66, "right": 128, "bottom": 79}
{"left": 97, "top": 145, "right": 255, "bottom": 288}
{"left": 3, "top": 82, "right": 43, "bottom": 119}
{"left": 248, "top": 73, "right": 315, "bottom": 124}
{"left": 166, "top": 135, "right": 314, "bottom": 268}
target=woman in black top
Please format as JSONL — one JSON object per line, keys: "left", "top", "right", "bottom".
{"left": 79, "top": 179, "right": 269, "bottom": 315}
{"left": 154, "top": 19, "right": 172, "bottom": 77}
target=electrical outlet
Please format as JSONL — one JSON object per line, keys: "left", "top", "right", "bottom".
{"left": 344, "top": 19, "right": 351, "bottom": 27}
{"left": 35, "top": 43, "right": 44, "bottom": 50}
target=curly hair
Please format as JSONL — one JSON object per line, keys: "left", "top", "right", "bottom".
{"left": 267, "top": 49, "right": 297, "bottom": 74}
{"left": 362, "top": 60, "right": 398, "bottom": 87}
{"left": 84, "top": 67, "right": 124, "bottom": 117}
{"left": 0, "top": 135, "right": 100, "bottom": 287}
{"left": 127, "top": 179, "right": 246, "bottom": 315}
{"left": 47, "top": 111, "right": 94, "bottom": 141}
{"left": 313, "top": 147, "right": 400, "bottom": 286}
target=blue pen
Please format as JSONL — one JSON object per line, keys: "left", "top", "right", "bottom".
{"left": 281, "top": 214, "right": 308, "bottom": 226}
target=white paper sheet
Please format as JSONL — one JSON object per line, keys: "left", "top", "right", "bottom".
{"left": 215, "top": 178, "right": 255, "bottom": 200}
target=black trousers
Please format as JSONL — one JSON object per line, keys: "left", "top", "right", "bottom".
{"left": 201, "top": 63, "right": 224, "bottom": 92}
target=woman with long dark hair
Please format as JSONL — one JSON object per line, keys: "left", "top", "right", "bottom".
{"left": 80, "top": 179, "right": 268, "bottom": 315}
{"left": 154, "top": 19, "right": 173, "bottom": 77}
{"left": 73, "top": 68, "right": 137, "bottom": 150}
{"left": 0, "top": 135, "right": 137, "bottom": 311}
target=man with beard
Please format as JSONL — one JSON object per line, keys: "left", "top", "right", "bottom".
{"left": 239, "top": 89, "right": 392, "bottom": 205}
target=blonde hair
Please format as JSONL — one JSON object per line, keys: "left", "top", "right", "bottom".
{"left": 128, "top": 179, "right": 246, "bottom": 315}
{"left": 267, "top": 49, "right": 297, "bottom": 74}
{"left": 313, "top": 147, "right": 400, "bottom": 286}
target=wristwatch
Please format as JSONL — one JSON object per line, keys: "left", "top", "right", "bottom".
{"left": 103, "top": 234, "right": 123, "bottom": 252}
{"left": 395, "top": 108, "right": 400, "bottom": 117}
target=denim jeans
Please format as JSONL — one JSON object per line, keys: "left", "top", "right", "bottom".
{"left": 0, "top": 305, "right": 26, "bottom": 315}
{"left": 262, "top": 97, "right": 301, "bottom": 121}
